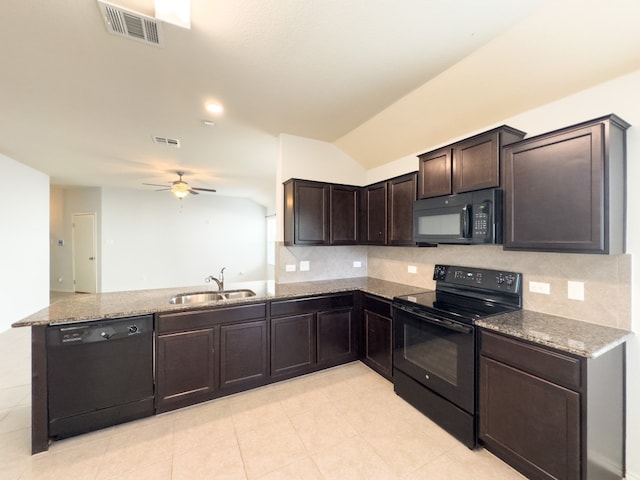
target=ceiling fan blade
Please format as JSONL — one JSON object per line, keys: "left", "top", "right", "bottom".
{"left": 188, "top": 189, "right": 200, "bottom": 195}
{"left": 142, "top": 182, "right": 171, "bottom": 187}
{"left": 191, "top": 187, "right": 217, "bottom": 193}
{"left": 155, "top": 188, "right": 171, "bottom": 191}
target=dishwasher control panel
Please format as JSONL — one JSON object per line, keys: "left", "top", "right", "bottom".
{"left": 46, "top": 315, "right": 152, "bottom": 346}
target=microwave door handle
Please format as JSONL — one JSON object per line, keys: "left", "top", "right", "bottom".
{"left": 462, "top": 204, "right": 472, "bottom": 238}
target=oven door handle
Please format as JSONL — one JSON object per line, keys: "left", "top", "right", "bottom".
{"left": 394, "top": 304, "right": 473, "bottom": 334}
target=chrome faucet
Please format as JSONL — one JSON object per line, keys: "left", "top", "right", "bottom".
{"left": 205, "top": 267, "right": 225, "bottom": 290}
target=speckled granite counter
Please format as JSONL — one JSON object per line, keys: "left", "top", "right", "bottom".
{"left": 14, "top": 279, "right": 631, "bottom": 359}
{"left": 12, "top": 277, "right": 426, "bottom": 328}
{"left": 476, "top": 310, "right": 632, "bottom": 358}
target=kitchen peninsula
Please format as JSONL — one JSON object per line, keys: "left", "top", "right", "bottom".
{"left": 13, "top": 277, "right": 631, "bottom": 480}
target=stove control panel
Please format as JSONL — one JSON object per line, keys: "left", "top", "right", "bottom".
{"left": 433, "top": 264, "right": 522, "bottom": 294}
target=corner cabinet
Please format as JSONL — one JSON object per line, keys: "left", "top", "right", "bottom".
{"left": 361, "top": 172, "right": 417, "bottom": 245}
{"left": 502, "top": 115, "right": 630, "bottom": 254}
{"left": 283, "top": 179, "right": 359, "bottom": 246}
{"left": 418, "top": 125, "right": 525, "bottom": 199}
{"left": 361, "top": 294, "right": 393, "bottom": 379}
{"left": 478, "top": 330, "right": 625, "bottom": 480}
{"left": 270, "top": 293, "right": 357, "bottom": 380}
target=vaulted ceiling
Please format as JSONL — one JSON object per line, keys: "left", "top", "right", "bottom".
{"left": 1, "top": 0, "right": 639, "bottom": 209}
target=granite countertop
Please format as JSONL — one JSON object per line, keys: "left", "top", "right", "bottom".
{"left": 477, "top": 310, "right": 633, "bottom": 358}
{"left": 12, "top": 277, "right": 426, "bottom": 328}
{"left": 13, "top": 278, "right": 632, "bottom": 359}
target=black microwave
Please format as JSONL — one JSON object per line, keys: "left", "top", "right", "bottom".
{"left": 413, "top": 188, "right": 502, "bottom": 245}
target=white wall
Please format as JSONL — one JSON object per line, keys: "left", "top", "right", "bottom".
{"left": 100, "top": 188, "right": 267, "bottom": 292}
{"left": 0, "top": 154, "right": 49, "bottom": 332}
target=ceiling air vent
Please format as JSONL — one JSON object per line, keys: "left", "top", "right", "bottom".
{"left": 153, "top": 136, "right": 181, "bottom": 148}
{"left": 97, "top": 1, "right": 164, "bottom": 47}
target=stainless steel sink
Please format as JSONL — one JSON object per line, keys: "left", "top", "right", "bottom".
{"left": 221, "top": 289, "right": 257, "bottom": 300}
{"left": 169, "top": 289, "right": 256, "bottom": 304}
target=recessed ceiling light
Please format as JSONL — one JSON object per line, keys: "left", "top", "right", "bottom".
{"left": 206, "top": 103, "right": 224, "bottom": 114}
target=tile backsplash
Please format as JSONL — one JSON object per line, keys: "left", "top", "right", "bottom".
{"left": 276, "top": 242, "right": 631, "bottom": 330}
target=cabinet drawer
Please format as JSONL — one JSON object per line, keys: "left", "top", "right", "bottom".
{"left": 480, "top": 330, "right": 582, "bottom": 390}
{"left": 271, "top": 293, "right": 354, "bottom": 317}
{"left": 363, "top": 294, "right": 392, "bottom": 318}
{"left": 157, "top": 303, "right": 267, "bottom": 334}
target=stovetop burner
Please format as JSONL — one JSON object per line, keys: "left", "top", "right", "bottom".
{"left": 393, "top": 264, "right": 523, "bottom": 324}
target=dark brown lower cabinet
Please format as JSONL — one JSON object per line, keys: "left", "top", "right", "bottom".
{"left": 270, "top": 313, "right": 315, "bottom": 378}
{"left": 317, "top": 308, "right": 356, "bottom": 366}
{"left": 156, "top": 328, "right": 218, "bottom": 413}
{"left": 270, "top": 293, "right": 357, "bottom": 379}
{"left": 362, "top": 294, "right": 392, "bottom": 379}
{"left": 479, "top": 329, "right": 625, "bottom": 480}
{"left": 155, "top": 303, "right": 267, "bottom": 413}
{"left": 219, "top": 320, "right": 268, "bottom": 393}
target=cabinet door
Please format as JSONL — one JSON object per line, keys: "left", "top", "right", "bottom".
{"left": 156, "top": 328, "right": 217, "bottom": 412}
{"left": 330, "top": 184, "right": 359, "bottom": 245}
{"left": 418, "top": 147, "right": 452, "bottom": 199}
{"left": 271, "top": 313, "right": 315, "bottom": 377}
{"left": 362, "top": 182, "right": 387, "bottom": 244}
{"left": 219, "top": 320, "right": 267, "bottom": 392}
{"left": 284, "top": 180, "right": 329, "bottom": 245}
{"left": 387, "top": 173, "right": 417, "bottom": 245}
{"left": 363, "top": 310, "right": 392, "bottom": 379}
{"left": 479, "top": 356, "right": 580, "bottom": 480}
{"left": 452, "top": 131, "right": 500, "bottom": 193}
{"left": 503, "top": 122, "right": 611, "bottom": 253}
{"left": 317, "top": 308, "right": 356, "bottom": 366}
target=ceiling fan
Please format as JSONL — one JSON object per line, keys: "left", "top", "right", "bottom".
{"left": 143, "top": 171, "right": 216, "bottom": 199}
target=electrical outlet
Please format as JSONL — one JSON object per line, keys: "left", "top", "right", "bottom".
{"left": 353, "top": 261, "right": 362, "bottom": 268}
{"left": 300, "top": 261, "right": 310, "bottom": 271}
{"left": 285, "top": 264, "right": 296, "bottom": 272}
{"left": 568, "top": 281, "right": 584, "bottom": 301}
{"left": 408, "top": 265, "right": 417, "bottom": 274}
{"left": 529, "top": 281, "right": 550, "bottom": 294}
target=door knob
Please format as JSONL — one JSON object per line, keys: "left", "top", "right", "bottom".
{"left": 89, "top": 257, "right": 95, "bottom": 260}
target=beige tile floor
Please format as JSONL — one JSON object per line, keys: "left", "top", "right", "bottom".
{"left": 0, "top": 324, "right": 525, "bottom": 479}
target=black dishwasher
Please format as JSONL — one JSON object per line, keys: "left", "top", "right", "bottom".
{"left": 46, "top": 315, "right": 154, "bottom": 438}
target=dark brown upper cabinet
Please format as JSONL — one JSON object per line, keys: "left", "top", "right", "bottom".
{"left": 417, "top": 147, "right": 452, "bottom": 198}
{"left": 361, "top": 181, "right": 388, "bottom": 244}
{"left": 387, "top": 173, "right": 418, "bottom": 245}
{"left": 502, "top": 114, "right": 629, "bottom": 254}
{"left": 284, "top": 179, "right": 329, "bottom": 246}
{"left": 329, "top": 184, "right": 359, "bottom": 245}
{"left": 284, "top": 179, "right": 359, "bottom": 246}
{"left": 361, "top": 172, "right": 417, "bottom": 245}
{"left": 418, "top": 126, "right": 526, "bottom": 199}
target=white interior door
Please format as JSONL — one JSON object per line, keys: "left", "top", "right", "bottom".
{"left": 73, "top": 213, "right": 97, "bottom": 293}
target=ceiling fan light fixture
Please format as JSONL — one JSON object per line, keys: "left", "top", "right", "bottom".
{"left": 154, "top": 0, "right": 191, "bottom": 29}
{"left": 172, "top": 181, "right": 190, "bottom": 198}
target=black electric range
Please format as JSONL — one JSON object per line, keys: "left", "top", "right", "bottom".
{"left": 392, "top": 264, "right": 523, "bottom": 448}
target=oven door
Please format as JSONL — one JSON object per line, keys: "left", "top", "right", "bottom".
{"left": 393, "top": 304, "right": 475, "bottom": 413}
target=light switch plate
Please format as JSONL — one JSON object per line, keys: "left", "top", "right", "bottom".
{"left": 353, "top": 261, "right": 362, "bottom": 268}
{"left": 300, "top": 261, "right": 310, "bottom": 271}
{"left": 285, "top": 264, "right": 296, "bottom": 272}
{"left": 408, "top": 265, "right": 417, "bottom": 274}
